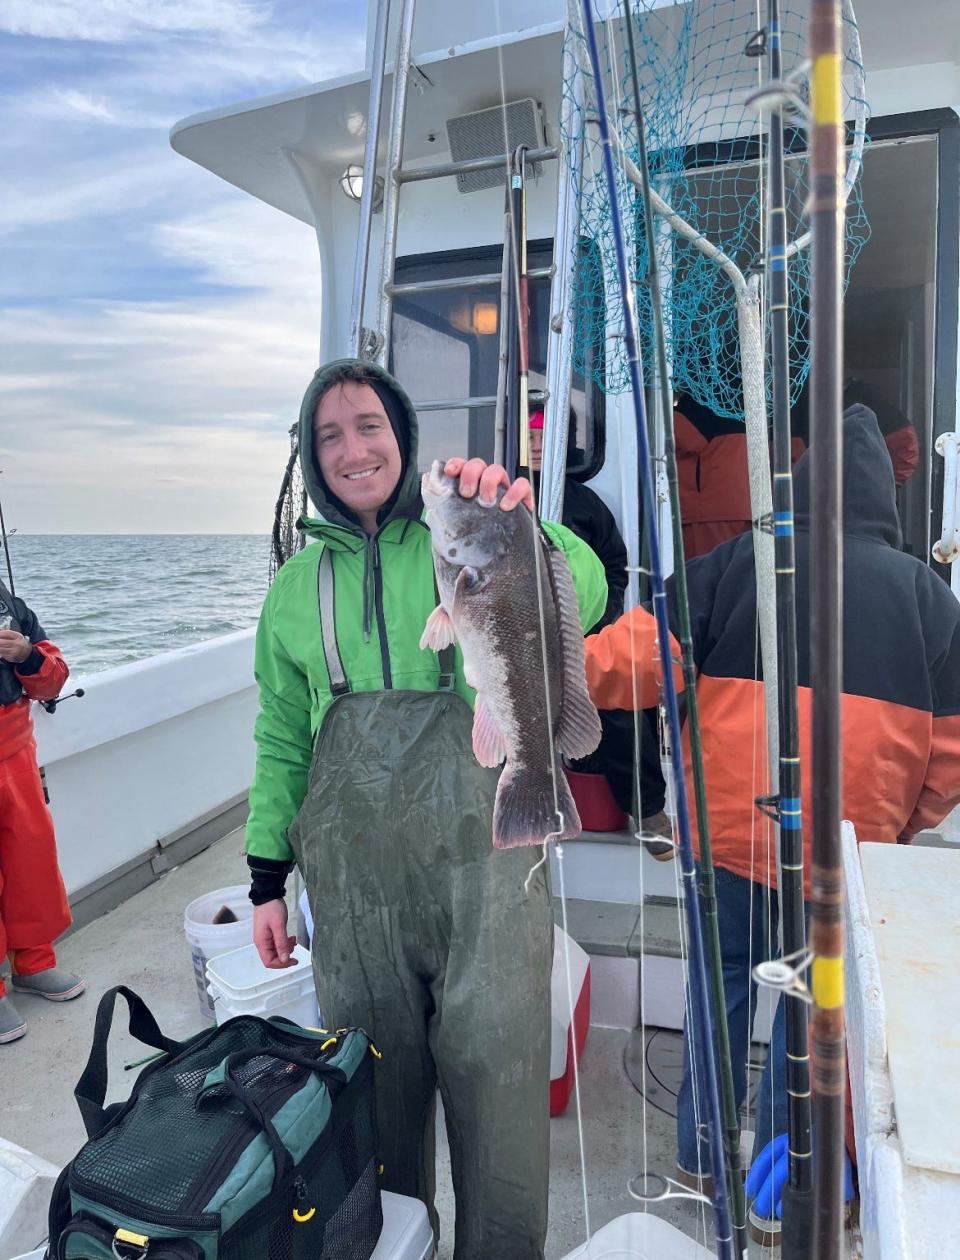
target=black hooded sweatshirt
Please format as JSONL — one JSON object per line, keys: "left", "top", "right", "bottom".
{"left": 585, "top": 406, "right": 960, "bottom": 891}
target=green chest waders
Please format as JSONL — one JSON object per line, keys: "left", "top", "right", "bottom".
{"left": 287, "top": 548, "right": 553, "bottom": 1260}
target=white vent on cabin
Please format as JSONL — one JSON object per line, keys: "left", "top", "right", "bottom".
{"left": 444, "top": 99, "right": 545, "bottom": 194}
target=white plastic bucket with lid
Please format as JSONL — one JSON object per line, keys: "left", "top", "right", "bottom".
{"left": 183, "top": 886, "right": 253, "bottom": 1020}
{"left": 205, "top": 942, "right": 319, "bottom": 1028}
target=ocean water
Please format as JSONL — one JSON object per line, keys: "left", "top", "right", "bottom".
{"left": 3, "top": 535, "right": 273, "bottom": 676}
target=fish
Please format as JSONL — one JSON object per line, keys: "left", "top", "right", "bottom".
{"left": 419, "top": 461, "right": 602, "bottom": 848}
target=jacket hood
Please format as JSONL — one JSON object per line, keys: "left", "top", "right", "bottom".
{"left": 297, "top": 358, "right": 423, "bottom": 533}
{"left": 793, "top": 403, "right": 902, "bottom": 548}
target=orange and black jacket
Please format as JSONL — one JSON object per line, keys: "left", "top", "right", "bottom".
{"left": 0, "top": 583, "right": 68, "bottom": 762}
{"left": 584, "top": 406, "right": 960, "bottom": 894}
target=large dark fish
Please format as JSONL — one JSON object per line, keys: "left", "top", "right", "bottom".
{"left": 420, "top": 461, "right": 601, "bottom": 848}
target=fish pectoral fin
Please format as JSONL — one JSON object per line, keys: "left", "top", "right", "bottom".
{"left": 546, "top": 547, "right": 603, "bottom": 760}
{"left": 420, "top": 604, "right": 456, "bottom": 652}
{"left": 471, "top": 694, "right": 507, "bottom": 768}
{"left": 452, "top": 565, "right": 482, "bottom": 614}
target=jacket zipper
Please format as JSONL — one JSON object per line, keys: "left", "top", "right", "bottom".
{"left": 371, "top": 539, "right": 393, "bottom": 689}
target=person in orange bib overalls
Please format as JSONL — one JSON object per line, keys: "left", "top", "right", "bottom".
{"left": 0, "top": 579, "right": 83, "bottom": 1043}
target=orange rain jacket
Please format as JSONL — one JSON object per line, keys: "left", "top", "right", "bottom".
{"left": 584, "top": 407, "right": 960, "bottom": 893}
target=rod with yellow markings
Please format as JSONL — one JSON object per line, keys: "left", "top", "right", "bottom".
{"left": 809, "top": 2, "right": 847, "bottom": 1258}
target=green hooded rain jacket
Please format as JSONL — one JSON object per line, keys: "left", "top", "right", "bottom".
{"left": 245, "top": 360, "right": 608, "bottom": 863}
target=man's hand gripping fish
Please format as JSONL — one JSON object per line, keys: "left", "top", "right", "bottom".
{"left": 420, "top": 461, "right": 602, "bottom": 848}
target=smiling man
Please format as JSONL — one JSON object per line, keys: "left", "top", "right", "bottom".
{"left": 245, "top": 358, "right": 606, "bottom": 1259}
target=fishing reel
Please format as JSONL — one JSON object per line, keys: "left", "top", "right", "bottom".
{"left": 40, "top": 687, "right": 85, "bottom": 715}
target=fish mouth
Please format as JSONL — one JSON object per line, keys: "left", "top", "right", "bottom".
{"left": 421, "top": 459, "right": 456, "bottom": 507}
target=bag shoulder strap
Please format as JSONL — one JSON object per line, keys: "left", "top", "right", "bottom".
{"left": 75, "top": 987, "right": 183, "bottom": 1139}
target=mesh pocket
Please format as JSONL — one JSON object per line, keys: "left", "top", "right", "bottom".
{"left": 73, "top": 1020, "right": 332, "bottom": 1214}
{"left": 288, "top": 1079, "right": 381, "bottom": 1260}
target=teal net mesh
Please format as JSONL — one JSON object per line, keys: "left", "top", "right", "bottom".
{"left": 562, "top": 0, "right": 870, "bottom": 417}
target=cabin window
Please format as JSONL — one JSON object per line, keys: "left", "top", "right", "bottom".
{"left": 390, "top": 240, "right": 605, "bottom": 479}
{"left": 667, "top": 114, "right": 956, "bottom": 566}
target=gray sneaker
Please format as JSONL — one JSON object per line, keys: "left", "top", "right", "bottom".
{"left": 12, "top": 968, "right": 85, "bottom": 1002}
{"left": 639, "top": 810, "right": 677, "bottom": 861}
{"left": 0, "top": 996, "right": 27, "bottom": 1043}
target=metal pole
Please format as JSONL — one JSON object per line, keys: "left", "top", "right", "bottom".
{"left": 579, "top": 3, "right": 734, "bottom": 1254}
{"left": 374, "top": 0, "right": 417, "bottom": 365}
{"left": 808, "top": 1, "right": 846, "bottom": 1255}
{"left": 540, "top": 18, "right": 584, "bottom": 524}
{"left": 396, "top": 145, "right": 558, "bottom": 184}
{"left": 503, "top": 151, "right": 523, "bottom": 482}
{"left": 349, "top": 0, "right": 392, "bottom": 357}
{"left": 766, "top": 4, "right": 813, "bottom": 1252}
{"left": 494, "top": 209, "right": 512, "bottom": 468}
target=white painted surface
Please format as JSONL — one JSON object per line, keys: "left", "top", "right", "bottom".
{"left": 588, "top": 955, "right": 640, "bottom": 1031}
{"left": 549, "top": 839, "right": 683, "bottom": 905}
{"left": 859, "top": 843, "right": 960, "bottom": 1176}
{"left": 845, "top": 827, "right": 960, "bottom": 1260}
{"left": 34, "top": 631, "right": 257, "bottom": 896}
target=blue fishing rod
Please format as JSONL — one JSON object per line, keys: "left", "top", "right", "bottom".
{"left": 577, "top": 3, "right": 735, "bottom": 1254}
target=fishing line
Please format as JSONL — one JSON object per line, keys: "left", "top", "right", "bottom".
{"left": 578, "top": 2, "right": 736, "bottom": 1253}
{"left": 491, "top": 0, "right": 594, "bottom": 1242}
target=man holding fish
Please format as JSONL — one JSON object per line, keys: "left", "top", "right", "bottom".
{"left": 246, "top": 358, "right": 605, "bottom": 1259}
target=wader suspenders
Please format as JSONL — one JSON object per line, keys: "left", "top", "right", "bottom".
{"left": 317, "top": 546, "right": 455, "bottom": 694}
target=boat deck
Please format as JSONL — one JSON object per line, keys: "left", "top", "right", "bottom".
{"left": 4, "top": 831, "right": 776, "bottom": 1259}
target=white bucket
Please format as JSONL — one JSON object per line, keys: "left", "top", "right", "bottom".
{"left": 206, "top": 942, "right": 319, "bottom": 1028}
{"left": 183, "top": 886, "right": 253, "bottom": 1020}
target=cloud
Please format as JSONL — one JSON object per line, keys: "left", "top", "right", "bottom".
{"left": 0, "top": 1, "right": 365, "bottom": 532}
{"left": 1, "top": 200, "right": 320, "bottom": 532}
{"left": 0, "top": 1, "right": 263, "bottom": 43}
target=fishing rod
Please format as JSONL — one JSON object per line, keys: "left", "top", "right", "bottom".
{"left": 578, "top": 2, "right": 734, "bottom": 1254}
{"left": 760, "top": 1, "right": 814, "bottom": 1251}
{"left": 40, "top": 688, "right": 85, "bottom": 714}
{"left": 0, "top": 475, "right": 16, "bottom": 596}
{"left": 516, "top": 147, "right": 532, "bottom": 473}
{"left": 503, "top": 147, "right": 527, "bottom": 481}
{"left": 620, "top": 7, "right": 748, "bottom": 1253}
{"left": 808, "top": 1, "right": 847, "bottom": 1254}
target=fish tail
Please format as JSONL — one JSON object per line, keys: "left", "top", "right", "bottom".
{"left": 492, "top": 764, "right": 582, "bottom": 850}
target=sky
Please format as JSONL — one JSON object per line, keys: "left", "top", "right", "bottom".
{"left": 0, "top": 1, "right": 367, "bottom": 533}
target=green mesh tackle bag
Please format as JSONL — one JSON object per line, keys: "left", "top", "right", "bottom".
{"left": 46, "top": 987, "right": 382, "bottom": 1260}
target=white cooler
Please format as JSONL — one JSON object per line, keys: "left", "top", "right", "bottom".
{"left": 373, "top": 1191, "right": 434, "bottom": 1259}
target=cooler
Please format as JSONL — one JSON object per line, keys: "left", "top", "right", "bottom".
{"left": 550, "top": 927, "right": 591, "bottom": 1117}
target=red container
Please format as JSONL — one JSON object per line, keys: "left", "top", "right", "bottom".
{"left": 566, "top": 769, "right": 629, "bottom": 832}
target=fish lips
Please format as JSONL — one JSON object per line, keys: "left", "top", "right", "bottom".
{"left": 421, "top": 460, "right": 456, "bottom": 510}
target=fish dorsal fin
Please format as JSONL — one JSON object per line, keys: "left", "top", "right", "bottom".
{"left": 546, "top": 544, "right": 602, "bottom": 760}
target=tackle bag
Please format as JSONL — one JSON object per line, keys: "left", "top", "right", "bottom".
{"left": 47, "top": 987, "right": 382, "bottom": 1260}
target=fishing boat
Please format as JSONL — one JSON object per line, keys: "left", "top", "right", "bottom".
{"left": 2, "top": 2, "right": 959, "bottom": 1258}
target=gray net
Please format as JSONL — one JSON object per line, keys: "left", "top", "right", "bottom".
{"left": 270, "top": 424, "right": 307, "bottom": 582}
